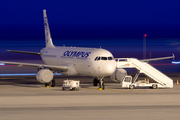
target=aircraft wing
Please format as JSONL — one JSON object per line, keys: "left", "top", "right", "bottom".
{"left": 0, "top": 61, "right": 68, "bottom": 71}
{"left": 140, "top": 54, "right": 175, "bottom": 62}
{"left": 6, "top": 50, "right": 41, "bottom": 55}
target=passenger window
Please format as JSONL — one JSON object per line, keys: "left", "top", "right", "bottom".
{"left": 108, "top": 57, "right": 113, "bottom": 60}
{"left": 101, "top": 57, "right": 107, "bottom": 60}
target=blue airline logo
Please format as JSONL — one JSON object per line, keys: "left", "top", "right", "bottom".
{"left": 63, "top": 51, "right": 91, "bottom": 58}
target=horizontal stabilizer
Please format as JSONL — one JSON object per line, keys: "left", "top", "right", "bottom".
{"left": 6, "top": 50, "right": 41, "bottom": 55}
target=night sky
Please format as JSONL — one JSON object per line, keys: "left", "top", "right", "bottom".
{"left": 0, "top": 0, "right": 180, "bottom": 64}
{"left": 0, "top": 0, "right": 180, "bottom": 39}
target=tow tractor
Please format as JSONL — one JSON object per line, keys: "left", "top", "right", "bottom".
{"left": 121, "top": 75, "right": 165, "bottom": 89}
{"left": 62, "top": 80, "right": 80, "bottom": 91}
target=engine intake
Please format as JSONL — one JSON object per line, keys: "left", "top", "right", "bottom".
{"left": 110, "top": 68, "right": 127, "bottom": 82}
{"left": 36, "top": 69, "right": 53, "bottom": 83}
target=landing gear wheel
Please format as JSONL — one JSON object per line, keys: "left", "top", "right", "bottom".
{"left": 93, "top": 79, "right": 99, "bottom": 86}
{"left": 129, "top": 85, "right": 134, "bottom": 89}
{"left": 102, "top": 83, "right": 105, "bottom": 90}
{"left": 45, "top": 83, "right": 50, "bottom": 87}
{"left": 152, "top": 84, "right": 157, "bottom": 89}
{"left": 51, "top": 79, "right": 56, "bottom": 87}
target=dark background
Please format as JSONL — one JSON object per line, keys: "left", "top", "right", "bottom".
{"left": 0, "top": 0, "right": 180, "bottom": 73}
{"left": 0, "top": 0, "right": 180, "bottom": 39}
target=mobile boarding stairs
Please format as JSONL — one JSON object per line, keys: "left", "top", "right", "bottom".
{"left": 116, "top": 58, "right": 173, "bottom": 88}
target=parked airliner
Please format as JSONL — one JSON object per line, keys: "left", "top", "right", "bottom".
{"left": 0, "top": 10, "right": 174, "bottom": 90}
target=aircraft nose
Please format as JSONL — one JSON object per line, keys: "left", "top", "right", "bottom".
{"left": 103, "top": 61, "right": 116, "bottom": 76}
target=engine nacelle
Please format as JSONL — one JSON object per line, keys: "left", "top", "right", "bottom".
{"left": 110, "top": 68, "right": 127, "bottom": 82}
{"left": 36, "top": 69, "right": 53, "bottom": 83}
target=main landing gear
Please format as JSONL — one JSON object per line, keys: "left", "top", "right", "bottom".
{"left": 93, "top": 78, "right": 105, "bottom": 90}
{"left": 44, "top": 70, "right": 58, "bottom": 87}
{"left": 45, "top": 79, "right": 56, "bottom": 87}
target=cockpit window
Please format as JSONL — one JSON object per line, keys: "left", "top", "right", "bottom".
{"left": 94, "top": 56, "right": 113, "bottom": 61}
{"left": 94, "top": 57, "right": 98, "bottom": 61}
{"left": 108, "top": 57, "right": 113, "bottom": 60}
{"left": 101, "top": 57, "right": 107, "bottom": 60}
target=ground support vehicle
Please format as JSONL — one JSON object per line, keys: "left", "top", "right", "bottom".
{"left": 62, "top": 80, "right": 80, "bottom": 91}
{"left": 121, "top": 75, "right": 165, "bottom": 89}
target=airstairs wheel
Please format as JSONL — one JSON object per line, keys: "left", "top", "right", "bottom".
{"left": 129, "top": 85, "right": 134, "bottom": 89}
{"left": 72, "top": 88, "right": 76, "bottom": 91}
{"left": 152, "top": 84, "right": 157, "bottom": 89}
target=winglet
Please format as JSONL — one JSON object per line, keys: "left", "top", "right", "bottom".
{"left": 172, "top": 54, "right": 175, "bottom": 60}
{"left": 43, "top": 9, "right": 54, "bottom": 48}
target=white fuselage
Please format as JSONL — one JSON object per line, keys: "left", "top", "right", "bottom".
{"left": 40, "top": 46, "right": 116, "bottom": 78}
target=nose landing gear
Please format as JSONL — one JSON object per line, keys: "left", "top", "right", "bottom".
{"left": 93, "top": 78, "right": 105, "bottom": 90}
{"left": 99, "top": 78, "right": 105, "bottom": 90}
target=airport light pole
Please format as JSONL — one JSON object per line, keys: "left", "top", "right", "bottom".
{"left": 143, "top": 34, "right": 147, "bottom": 59}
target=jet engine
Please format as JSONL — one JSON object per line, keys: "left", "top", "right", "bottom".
{"left": 110, "top": 68, "right": 127, "bottom": 82}
{"left": 36, "top": 69, "right": 53, "bottom": 83}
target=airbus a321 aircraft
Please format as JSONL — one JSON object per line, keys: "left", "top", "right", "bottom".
{"left": 0, "top": 10, "right": 174, "bottom": 90}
